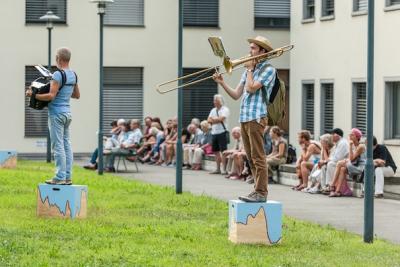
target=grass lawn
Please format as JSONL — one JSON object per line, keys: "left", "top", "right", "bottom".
{"left": 0, "top": 161, "right": 399, "bottom": 266}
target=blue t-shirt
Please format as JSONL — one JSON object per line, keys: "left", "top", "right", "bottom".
{"left": 48, "top": 69, "right": 76, "bottom": 116}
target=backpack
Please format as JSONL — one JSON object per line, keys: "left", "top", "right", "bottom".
{"left": 29, "top": 70, "right": 77, "bottom": 110}
{"left": 260, "top": 66, "right": 286, "bottom": 126}
{"left": 286, "top": 144, "right": 297, "bottom": 164}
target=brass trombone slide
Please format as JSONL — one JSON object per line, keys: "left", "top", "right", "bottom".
{"left": 156, "top": 44, "right": 294, "bottom": 94}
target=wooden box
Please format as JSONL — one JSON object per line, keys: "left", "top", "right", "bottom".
{"left": 37, "top": 184, "right": 88, "bottom": 219}
{"left": 0, "top": 150, "right": 17, "bottom": 169}
{"left": 229, "top": 200, "right": 282, "bottom": 245}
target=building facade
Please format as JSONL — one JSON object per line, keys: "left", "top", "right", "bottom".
{"left": 0, "top": 0, "right": 290, "bottom": 155}
{"left": 290, "top": 0, "right": 400, "bottom": 166}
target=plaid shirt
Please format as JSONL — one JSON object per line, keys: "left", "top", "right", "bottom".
{"left": 238, "top": 61, "right": 276, "bottom": 123}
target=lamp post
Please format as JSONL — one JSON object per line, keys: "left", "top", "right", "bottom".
{"left": 176, "top": 0, "right": 183, "bottom": 194}
{"left": 39, "top": 11, "right": 60, "bottom": 163}
{"left": 90, "top": 0, "right": 113, "bottom": 175}
{"left": 364, "top": 0, "right": 375, "bottom": 243}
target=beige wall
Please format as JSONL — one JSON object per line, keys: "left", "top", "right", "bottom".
{"left": 290, "top": 0, "right": 400, "bottom": 166}
{"left": 0, "top": 0, "right": 289, "bottom": 154}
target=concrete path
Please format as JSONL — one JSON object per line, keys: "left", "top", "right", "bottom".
{"left": 79, "top": 161, "right": 400, "bottom": 244}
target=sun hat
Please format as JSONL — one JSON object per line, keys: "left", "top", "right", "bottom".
{"left": 247, "top": 36, "right": 273, "bottom": 52}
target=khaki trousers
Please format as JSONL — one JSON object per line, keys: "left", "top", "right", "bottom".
{"left": 241, "top": 117, "right": 268, "bottom": 196}
{"left": 266, "top": 157, "right": 287, "bottom": 174}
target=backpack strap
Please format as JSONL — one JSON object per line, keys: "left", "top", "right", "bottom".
{"left": 260, "top": 64, "right": 278, "bottom": 104}
{"left": 54, "top": 69, "right": 67, "bottom": 91}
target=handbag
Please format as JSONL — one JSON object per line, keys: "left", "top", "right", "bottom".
{"left": 216, "top": 108, "right": 230, "bottom": 144}
{"left": 203, "top": 144, "right": 213, "bottom": 155}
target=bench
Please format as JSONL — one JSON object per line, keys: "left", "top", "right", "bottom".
{"left": 113, "top": 151, "right": 139, "bottom": 173}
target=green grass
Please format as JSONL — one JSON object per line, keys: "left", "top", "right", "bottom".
{"left": 0, "top": 161, "right": 399, "bottom": 267}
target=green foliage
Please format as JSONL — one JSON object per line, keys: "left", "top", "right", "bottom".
{"left": 0, "top": 161, "right": 399, "bottom": 266}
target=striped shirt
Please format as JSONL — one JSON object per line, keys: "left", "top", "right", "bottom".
{"left": 239, "top": 61, "right": 276, "bottom": 123}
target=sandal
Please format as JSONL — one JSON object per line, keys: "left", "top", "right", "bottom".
{"left": 329, "top": 191, "right": 342, "bottom": 197}
{"left": 291, "top": 184, "right": 302, "bottom": 190}
{"left": 295, "top": 184, "right": 306, "bottom": 191}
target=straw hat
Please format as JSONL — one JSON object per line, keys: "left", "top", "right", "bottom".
{"left": 247, "top": 36, "right": 273, "bottom": 52}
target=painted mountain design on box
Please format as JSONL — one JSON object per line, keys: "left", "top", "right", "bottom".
{"left": 0, "top": 150, "right": 17, "bottom": 169}
{"left": 229, "top": 200, "right": 282, "bottom": 244}
{"left": 37, "top": 184, "right": 88, "bottom": 219}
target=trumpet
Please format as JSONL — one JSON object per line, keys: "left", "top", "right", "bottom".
{"left": 156, "top": 43, "right": 294, "bottom": 94}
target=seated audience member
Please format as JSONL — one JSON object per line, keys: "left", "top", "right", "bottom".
{"left": 190, "top": 120, "right": 213, "bottom": 170}
{"left": 104, "top": 119, "right": 142, "bottom": 172}
{"left": 221, "top": 127, "right": 242, "bottom": 175}
{"left": 142, "top": 116, "right": 153, "bottom": 138}
{"left": 266, "top": 126, "right": 288, "bottom": 182}
{"left": 226, "top": 144, "right": 247, "bottom": 180}
{"left": 373, "top": 136, "right": 397, "bottom": 198}
{"left": 307, "top": 133, "right": 335, "bottom": 194}
{"left": 183, "top": 123, "right": 203, "bottom": 168}
{"left": 162, "top": 118, "right": 179, "bottom": 167}
{"left": 136, "top": 117, "right": 155, "bottom": 158}
{"left": 137, "top": 126, "right": 163, "bottom": 163}
{"left": 320, "top": 128, "right": 349, "bottom": 192}
{"left": 156, "top": 119, "right": 174, "bottom": 165}
{"left": 191, "top": 118, "right": 201, "bottom": 131}
{"left": 170, "top": 126, "right": 191, "bottom": 167}
{"left": 151, "top": 117, "right": 164, "bottom": 131}
{"left": 294, "top": 130, "right": 321, "bottom": 191}
{"left": 263, "top": 126, "right": 273, "bottom": 155}
{"left": 84, "top": 119, "right": 125, "bottom": 170}
{"left": 328, "top": 128, "right": 365, "bottom": 197}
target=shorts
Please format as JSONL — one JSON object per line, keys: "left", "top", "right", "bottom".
{"left": 346, "top": 162, "right": 364, "bottom": 176}
{"left": 212, "top": 132, "right": 228, "bottom": 152}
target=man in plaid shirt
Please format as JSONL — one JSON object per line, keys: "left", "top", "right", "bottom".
{"left": 213, "top": 36, "right": 276, "bottom": 202}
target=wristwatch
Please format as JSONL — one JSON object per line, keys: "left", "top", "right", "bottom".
{"left": 247, "top": 69, "right": 254, "bottom": 73}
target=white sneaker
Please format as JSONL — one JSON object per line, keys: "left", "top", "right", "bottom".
{"left": 308, "top": 186, "right": 320, "bottom": 194}
{"left": 301, "top": 187, "right": 311, "bottom": 193}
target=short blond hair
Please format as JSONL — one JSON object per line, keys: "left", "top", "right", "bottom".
{"left": 56, "top": 47, "right": 71, "bottom": 62}
{"left": 200, "top": 120, "right": 211, "bottom": 131}
{"left": 320, "top": 134, "right": 334, "bottom": 149}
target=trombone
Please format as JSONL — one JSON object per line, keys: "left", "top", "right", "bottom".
{"left": 156, "top": 39, "right": 294, "bottom": 94}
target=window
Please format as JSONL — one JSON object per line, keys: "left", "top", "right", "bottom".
{"left": 385, "top": 82, "right": 400, "bottom": 139}
{"left": 103, "top": 67, "right": 143, "bottom": 133}
{"left": 302, "top": 83, "right": 314, "bottom": 134}
{"left": 320, "top": 83, "right": 334, "bottom": 134}
{"left": 183, "top": 0, "right": 219, "bottom": 27}
{"left": 387, "top": 0, "right": 400, "bottom": 6}
{"left": 25, "top": 66, "right": 48, "bottom": 137}
{"left": 353, "top": 0, "right": 368, "bottom": 12}
{"left": 352, "top": 82, "right": 367, "bottom": 134}
{"left": 303, "top": 0, "right": 315, "bottom": 19}
{"left": 254, "top": 0, "right": 290, "bottom": 28}
{"left": 104, "top": 0, "right": 144, "bottom": 26}
{"left": 182, "top": 68, "right": 218, "bottom": 126}
{"left": 321, "top": 0, "right": 334, "bottom": 17}
{"left": 26, "top": 0, "right": 67, "bottom": 24}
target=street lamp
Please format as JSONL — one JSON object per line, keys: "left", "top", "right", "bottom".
{"left": 90, "top": 0, "right": 114, "bottom": 175}
{"left": 39, "top": 11, "right": 60, "bottom": 163}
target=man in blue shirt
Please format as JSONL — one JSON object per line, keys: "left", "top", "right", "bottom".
{"left": 26, "top": 47, "right": 80, "bottom": 185}
{"left": 213, "top": 36, "right": 276, "bottom": 202}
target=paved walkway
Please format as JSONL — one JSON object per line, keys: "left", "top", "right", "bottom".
{"left": 80, "top": 161, "right": 400, "bottom": 244}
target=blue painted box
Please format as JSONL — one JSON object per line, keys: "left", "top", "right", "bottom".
{"left": 229, "top": 200, "right": 282, "bottom": 244}
{"left": 37, "top": 184, "right": 88, "bottom": 219}
{"left": 0, "top": 150, "right": 17, "bottom": 169}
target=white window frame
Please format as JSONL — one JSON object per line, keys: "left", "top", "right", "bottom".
{"left": 302, "top": 80, "right": 315, "bottom": 135}
{"left": 352, "top": 81, "right": 367, "bottom": 134}
{"left": 321, "top": 0, "right": 335, "bottom": 20}
{"left": 320, "top": 81, "right": 334, "bottom": 135}
{"left": 385, "top": 79, "right": 400, "bottom": 139}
